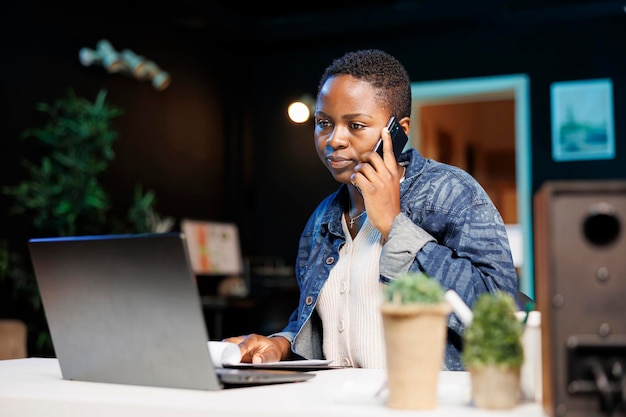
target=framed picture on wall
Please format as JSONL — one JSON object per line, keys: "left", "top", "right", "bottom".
{"left": 551, "top": 78, "right": 615, "bottom": 162}
{"left": 180, "top": 219, "right": 243, "bottom": 276}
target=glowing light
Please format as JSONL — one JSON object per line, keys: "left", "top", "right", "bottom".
{"left": 288, "top": 101, "right": 311, "bottom": 123}
{"left": 287, "top": 94, "right": 315, "bottom": 123}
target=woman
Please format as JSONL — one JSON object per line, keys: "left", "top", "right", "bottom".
{"left": 225, "top": 49, "right": 518, "bottom": 371}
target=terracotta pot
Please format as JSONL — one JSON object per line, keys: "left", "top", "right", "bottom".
{"left": 380, "top": 302, "right": 451, "bottom": 410}
{"left": 469, "top": 365, "right": 521, "bottom": 409}
{"left": 0, "top": 319, "right": 27, "bottom": 360}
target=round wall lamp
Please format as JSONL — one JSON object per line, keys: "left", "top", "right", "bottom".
{"left": 288, "top": 94, "right": 316, "bottom": 123}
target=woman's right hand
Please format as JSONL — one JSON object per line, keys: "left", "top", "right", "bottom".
{"left": 222, "top": 334, "right": 291, "bottom": 364}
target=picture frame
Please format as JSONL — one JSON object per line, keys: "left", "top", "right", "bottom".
{"left": 180, "top": 219, "right": 243, "bottom": 275}
{"left": 551, "top": 78, "right": 615, "bottom": 162}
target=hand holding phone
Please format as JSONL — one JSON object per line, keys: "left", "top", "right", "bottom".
{"left": 373, "top": 116, "right": 408, "bottom": 161}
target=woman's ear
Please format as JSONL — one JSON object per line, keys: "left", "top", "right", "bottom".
{"left": 397, "top": 116, "right": 411, "bottom": 135}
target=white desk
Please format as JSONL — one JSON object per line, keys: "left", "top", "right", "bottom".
{"left": 0, "top": 358, "right": 546, "bottom": 417}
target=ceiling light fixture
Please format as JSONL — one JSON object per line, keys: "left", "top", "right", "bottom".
{"left": 79, "top": 39, "right": 171, "bottom": 91}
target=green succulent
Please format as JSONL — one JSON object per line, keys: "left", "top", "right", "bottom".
{"left": 462, "top": 291, "right": 524, "bottom": 370}
{"left": 383, "top": 272, "right": 445, "bottom": 304}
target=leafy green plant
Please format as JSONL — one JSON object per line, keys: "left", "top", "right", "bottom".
{"left": 383, "top": 272, "right": 445, "bottom": 304}
{"left": 1, "top": 88, "right": 173, "bottom": 356}
{"left": 5, "top": 88, "right": 122, "bottom": 236}
{"left": 462, "top": 291, "right": 524, "bottom": 370}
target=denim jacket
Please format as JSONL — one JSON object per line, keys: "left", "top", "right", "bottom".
{"left": 272, "top": 148, "right": 518, "bottom": 370}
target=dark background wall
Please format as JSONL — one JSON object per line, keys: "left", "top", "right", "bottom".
{"left": 2, "top": 2, "right": 626, "bottom": 343}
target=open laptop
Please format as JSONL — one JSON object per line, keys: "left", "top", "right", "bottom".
{"left": 28, "top": 232, "right": 314, "bottom": 390}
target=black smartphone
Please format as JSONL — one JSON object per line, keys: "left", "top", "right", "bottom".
{"left": 374, "top": 116, "right": 408, "bottom": 160}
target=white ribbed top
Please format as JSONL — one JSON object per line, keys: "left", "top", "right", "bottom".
{"left": 316, "top": 216, "right": 386, "bottom": 369}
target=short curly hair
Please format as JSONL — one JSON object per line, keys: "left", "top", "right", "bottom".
{"left": 317, "top": 49, "right": 412, "bottom": 119}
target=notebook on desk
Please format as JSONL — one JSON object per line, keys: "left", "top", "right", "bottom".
{"left": 27, "top": 232, "right": 314, "bottom": 390}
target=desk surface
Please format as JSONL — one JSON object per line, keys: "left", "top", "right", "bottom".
{"left": 0, "top": 358, "right": 545, "bottom": 417}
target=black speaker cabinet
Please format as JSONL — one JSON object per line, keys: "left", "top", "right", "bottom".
{"left": 534, "top": 180, "right": 626, "bottom": 417}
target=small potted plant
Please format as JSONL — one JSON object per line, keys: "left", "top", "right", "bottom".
{"left": 462, "top": 291, "right": 524, "bottom": 409}
{"left": 380, "top": 271, "right": 451, "bottom": 410}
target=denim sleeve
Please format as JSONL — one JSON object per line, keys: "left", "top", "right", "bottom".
{"left": 417, "top": 203, "right": 518, "bottom": 301}
{"left": 380, "top": 203, "right": 517, "bottom": 302}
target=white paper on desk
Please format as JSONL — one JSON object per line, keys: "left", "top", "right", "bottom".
{"left": 208, "top": 341, "right": 242, "bottom": 367}
{"left": 207, "top": 341, "right": 333, "bottom": 368}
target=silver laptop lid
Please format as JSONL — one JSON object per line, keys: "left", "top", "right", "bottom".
{"left": 28, "top": 233, "right": 222, "bottom": 390}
